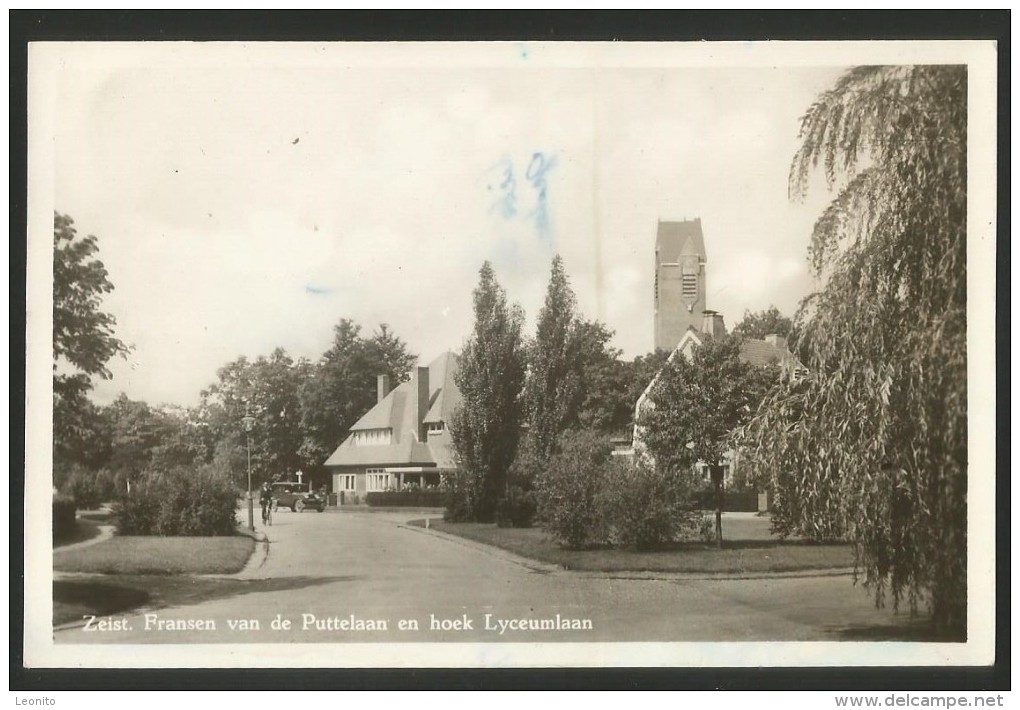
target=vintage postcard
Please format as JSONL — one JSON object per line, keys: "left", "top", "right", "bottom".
{"left": 23, "top": 39, "right": 998, "bottom": 669}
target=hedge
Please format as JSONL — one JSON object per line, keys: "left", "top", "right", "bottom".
{"left": 365, "top": 490, "right": 446, "bottom": 507}
{"left": 53, "top": 495, "right": 78, "bottom": 542}
{"left": 693, "top": 489, "right": 760, "bottom": 513}
{"left": 113, "top": 465, "right": 239, "bottom": 536}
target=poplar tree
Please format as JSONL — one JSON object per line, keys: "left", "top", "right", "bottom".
{"left": 449, "top": 262, "right": 527, "bottom": 522}
{"left": 525, "top": 255, "right": 583, "bottom": 464}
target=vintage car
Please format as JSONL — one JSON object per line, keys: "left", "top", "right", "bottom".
{"left": 269, "top": 481, "right": 326, "bottom": 512}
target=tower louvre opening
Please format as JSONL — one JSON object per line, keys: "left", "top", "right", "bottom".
{"left": 681, "top": 274, "right": 697, "bottom": 297}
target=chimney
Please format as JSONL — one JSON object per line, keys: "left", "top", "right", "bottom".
{"left": 765, "top": 334, "right": 787, "bottom": 350}
{"left": 415, "top": 366, "right": 429, "bottom": 441}
{"left": 701, "top": 310, "right": 726, "bottom": 337}
{"left": 376, "top": 374, "right": 391, "bottom": 404}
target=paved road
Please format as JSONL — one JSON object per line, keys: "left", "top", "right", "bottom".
{"left": 56, "top": 509, "right": 918, "bottom": 645}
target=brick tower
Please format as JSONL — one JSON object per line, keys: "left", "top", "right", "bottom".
{"left": 654, "top": 218, "right": 707, "bottom": 352}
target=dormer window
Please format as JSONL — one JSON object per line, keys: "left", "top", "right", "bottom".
{"left": 426, "top": 422, "right": 445, "bottom": 435}
{"left": 351, "top": 428, "right": 392, "bottom": 446}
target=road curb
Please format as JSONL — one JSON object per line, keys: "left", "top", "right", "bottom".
{"left": 571, "top": 567, "right": 856, "bottom": 583}
{"left": 202, "top": 528, "right": 270, "bottom": 580}
{"left": 398, "top": 521, "right": 564, "bottom": 575}
{"left": 402, "top": 523, "right": 857, "bottom": 582}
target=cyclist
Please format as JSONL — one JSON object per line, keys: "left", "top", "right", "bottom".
{"left": 260, "top": 481, "right": 274, "bottom": 525}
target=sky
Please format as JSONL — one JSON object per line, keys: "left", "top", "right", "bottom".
{"left": 39, "top": 43, "right": 844, "bottom": 408}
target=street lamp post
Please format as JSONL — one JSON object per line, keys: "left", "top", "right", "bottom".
{"left": 243, "top": 405, "right": 256, "bottom": 531}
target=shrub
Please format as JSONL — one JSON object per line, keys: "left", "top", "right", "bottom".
{"left": 498, "top": 437, "right": 543, "bottom": 528}
{"left": 603, "top": 457, "right": 702, "bottom": 551}
{"left": 535, "top": 431, "right": 613, "bottom": 549}
{"left": 697, "top": 514, "right": 716, "bottom": 543}
{"left": 496, "top": 486, "right": 538, "bottom": 529}
{"left": 113, "top": 464, "right": 239, "bottom": 536}
{"left": 53, "top": 493, "right": 77, "bottom": 542}
{"left": 61, "top": 465, "right": 116, "bottom": 509}
{"left": 365, "top": 490, "right": 447, "bottom": 507}
{"left": 692, "top": 487, "right": 760, "bottom": 513}
{"left": 443, "top": 469, "right": 477, "bottom": 522}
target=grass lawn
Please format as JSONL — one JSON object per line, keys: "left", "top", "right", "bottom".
{"left": 411, "top": 515, "right": 853, "bottom": 575}
{"left": 53, "top": 572, "right": 342, "bottom": 628}
{"left": 53, "top": 533, "right": 256, "bottom": 575}
{"left": 53, "top": 580, "right": 152, "bottom": 626}
{"left": 337, "top": 506, "right": 446, "bottom": 514}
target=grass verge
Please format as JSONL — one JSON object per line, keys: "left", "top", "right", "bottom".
{"left": 338, "top": 506, "right": 446, "bottom": 514}
{"left": 53, "top": 580, "right": 151, "bottom": 626}
{"left": 410, "top": 517, "right": 853, "bottom": 575}
{"left": 53, "top": 533, "right": 256, "bottom": 575}
{"left": 54, "top": 518, "right": 104, "bottom": 548}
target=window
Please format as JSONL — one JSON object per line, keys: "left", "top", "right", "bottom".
{"left": 351, "top": 429, "right": 392, "bottom": 446}
{"left": 366, "top": 469, "right": 391, "bottom": 491}
{"left": 426, "top": 422, "right": 445, "bottom": 435}
{"left": 339, "top": 474, "right": 356, "bottom": 492}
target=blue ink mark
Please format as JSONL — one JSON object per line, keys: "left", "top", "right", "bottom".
{"left": 305, "top": 285, "right": 332, "bottom": 295}
{"left": 483, "top": 158, "right": 517, "bottom": 219}
{"left": 526, "top": 152, "right": 556, "bottom": 241}
{"left": 517, "top": 43, "right": 529, "bottom": 60}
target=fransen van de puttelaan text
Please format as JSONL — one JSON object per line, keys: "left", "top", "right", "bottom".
{"left": 81, "top": 613, "right": 593, "bottom": 635}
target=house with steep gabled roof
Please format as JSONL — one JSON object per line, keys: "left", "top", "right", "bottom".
{"left": 628, "top": 311, "right": 807, "bottom": 497}
{"left": 323, "top": 351, "right": 461, "bottom": 502}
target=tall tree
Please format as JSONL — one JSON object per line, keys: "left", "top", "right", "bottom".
{"left": 731, "top": 306, "right": 793, "bottom": 341}
{"left": 363, "top": 323, "right": 417, "bottom": 387}
{"left": 449, "top": 262, "right": 527, "bottom": 522}
{"left": 746, "top": 66, "right": 967, "bottom": 635}
{"left": 52, "top": 213, "right": 129, "bottom": 466}
{"left": 102, "top": 395, "right": 208, "bottom": 485}
{"left": 524, "top": 256, "right": 583, "bottom": 464}
{"left": 298, "top": 320, "right": 415, "bottom": 466}
{"left": 573, "top": 320, "right": 631, "bottom": 435}
{"left": 200, "top": 348, "right": 307, "bottom": 486}
{"left": 524, "top": 258, "right": 631, "bottom": 448}
{"left": 641, "top": 336, "right": 776, "bottom": 546}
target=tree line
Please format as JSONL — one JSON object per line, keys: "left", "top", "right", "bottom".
{"left": 53, "top": 217, "right": 669, "bottom": 508}
{"left": 53, "top": 219, "right": 419, "bottom": 503}
{"left": 447, "top": 255, "right": 784, "bottom": 547}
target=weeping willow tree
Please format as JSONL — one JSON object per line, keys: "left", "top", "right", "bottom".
{"left": 745, "top": 66, "right": 967, "bottom": 636}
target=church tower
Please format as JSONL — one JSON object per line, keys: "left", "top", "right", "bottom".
{"left": 654, "top": 218, "right": 707, "bottom": 352}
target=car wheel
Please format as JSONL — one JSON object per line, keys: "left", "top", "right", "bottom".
{"left": 295, "top": 499, "right": 306, "bottom": 513}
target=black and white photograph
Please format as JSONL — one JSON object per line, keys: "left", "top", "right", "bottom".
{"left": 22, "top": 36, "right": 998, "bottom": 671}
